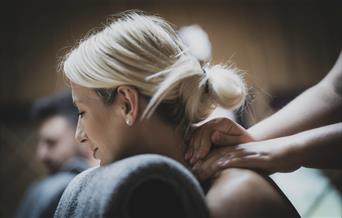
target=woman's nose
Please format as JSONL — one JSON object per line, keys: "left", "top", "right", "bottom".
{"left": 75, "top": 121, "right": 88, "bottom": 143}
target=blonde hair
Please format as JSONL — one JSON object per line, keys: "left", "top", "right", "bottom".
{"left": 63, "top": 10, "right": 246, "bottom": 131}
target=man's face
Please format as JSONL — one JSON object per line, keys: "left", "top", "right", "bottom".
{"left": 36, "top": 115, "right": 77, "bottom": 173}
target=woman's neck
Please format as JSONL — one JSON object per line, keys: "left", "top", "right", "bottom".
{"left": 137, "top": 116, "right": 189, "bottom": 168}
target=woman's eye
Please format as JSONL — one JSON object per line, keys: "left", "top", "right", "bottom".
{"left": 78, "top": 111, "right": 85, "bottom": 117}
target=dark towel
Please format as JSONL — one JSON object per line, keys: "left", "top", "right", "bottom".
{"left": 54, "top": 154, "right": 209, "bottom": 218}
{"left": 16, "top": 158, "right": 89, "bottom": 218}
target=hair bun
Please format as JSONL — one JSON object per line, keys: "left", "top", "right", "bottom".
{"left": 205, "top": 64, "right": 246, "bottom": 110}
{"left": 177, "top": 63, "right": 246, "bottom": 125}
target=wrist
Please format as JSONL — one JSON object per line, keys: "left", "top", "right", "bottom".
{"left": 287, "top": 133, "right": 306, "bottom": 169}
{"left": 246, "top": 127, "right": 264, "bottom": 142}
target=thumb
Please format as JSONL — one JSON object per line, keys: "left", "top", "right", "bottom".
{"left": 211, "top": 131, "right": 243, "bottom": 146}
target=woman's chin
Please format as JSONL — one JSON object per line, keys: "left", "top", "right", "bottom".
{"left": 93, "top": 147, "right": 99, "bottom": 159}
{"left": 99, "top": 157, "right": 112, "bottom": 166}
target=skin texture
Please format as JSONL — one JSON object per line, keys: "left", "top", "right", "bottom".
{"left": 71, "top": 83, "right": 295, "bottom": 217}
{"left": 187, "top": 51, "right": 342, "bottom": 177}
{"left": 71, "top": 83, "right": 187, "bottom": 166}
{"left": 72, "top": 84, "right": 129, "bottom": 165}
{"left": 248, "top": 52, "right": 342, "bottom": 141}
{"left": 37, "top": 116, "right": 78, "bottom": 173}
{"left": 185, "top": 118, "right": 253, "bottom": 165}
{"left": 206, "top": 168, "right": 296, "bottom": 218}
{"left": 213, "top": 123, "right": 342, "bottom": 173}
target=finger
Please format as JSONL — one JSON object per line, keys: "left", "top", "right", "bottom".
{"left": 188, "top": 129, "right": 201, "bottom": 163}
{"left": 218, "top": 154, "right": 271, "bottom": 172}
{"left": 193, "top": 130, "right": 211, "bottom": 163}
{"left": 211, "top": 131, "right": 244, "bottom": 146}
{"left": 188, "top": 118, "right": 236, "bottom": 163}
{"left": 194, "top": 150, "right": 229, "bottom": 180}
{"left": 193, "top": 129, "right": 206, "bottom": 163}
{"left": 184, "top": 145, "right": 193, "bottom": 161}
{"left": 190, "top": 128, "right": 206, "bottom": 164}
{"left": 216, "top": 149, "right": 251, "bottom": 165}
{"left": 211, "top": 118, "right": 235, "bottom": 134}
{"left": 191, "top": 140, "right": 211, "bottom": 164}
{"left": 211, "top": 118, "right": 254, "bottom": 143}
{"left": 185, "top": 136, "right": 194, "bottom": 161}
{"left": 196, "top": 160, "right": 222, "bottom": 181}
{"left": 195, "top": 145, "right": 250, "bottom": 180}
{"left": 212, "top": 118, "right": 247, "bottom": 135}
{"left": 225, "top": 121, "right": 246, "bottom": 135}
{"left": 197, "top": 138, "right": 211, "bottom": 160}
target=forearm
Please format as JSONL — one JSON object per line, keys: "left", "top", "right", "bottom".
{"left": 291, "top": 122, "right": 342, "bottom": 169}
{"left": 248, "top": 52, "right": 342, "bottom": 141}
{"left": 248, "top": 82, "right": 342, "bottom": 141}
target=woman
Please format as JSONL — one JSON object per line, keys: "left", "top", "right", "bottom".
{"left": 62, "top": 10, "right": 298, "bottom": 217}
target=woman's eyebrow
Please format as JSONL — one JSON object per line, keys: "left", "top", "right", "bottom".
{"left": 73, "top": 93, "right": 99, "bottom": 106}
{"left": 73, "top": 97, "right": 94, "bottom": 106}
{"left": 72, "top": 97, "right": 83, "bottom": 107}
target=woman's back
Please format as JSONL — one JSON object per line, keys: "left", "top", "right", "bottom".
{"left": 206, "top": 168, "right": 300, "bottom": 217}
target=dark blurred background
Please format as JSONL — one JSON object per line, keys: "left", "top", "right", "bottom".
{"left": 1, "top": 0, "right": 341, "bottom": 217}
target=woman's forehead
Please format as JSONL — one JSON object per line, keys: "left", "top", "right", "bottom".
{"left": 71, "top": 83, "right": 99, "bottom": 105}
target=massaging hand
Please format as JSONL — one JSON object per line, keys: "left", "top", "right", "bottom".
{"left": 185, "top": 117, "right": 253, "bottom": 165}
{"left": 186, "top": 117, "right": 301, "bottom": 181}
{"left": 191, "top": 135, "right": 301, "bottom": 180}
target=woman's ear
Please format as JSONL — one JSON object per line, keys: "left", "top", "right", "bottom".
{"left": 116, "top": 86, "right": 139, "bottom": 126}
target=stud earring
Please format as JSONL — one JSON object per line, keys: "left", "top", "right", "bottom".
{"left": 126, "top": 118, "right": 132, "bottom": 126}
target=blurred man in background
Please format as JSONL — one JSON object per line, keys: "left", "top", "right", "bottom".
{"left": 16, "top": 90, "right": 98, "bottom": 218}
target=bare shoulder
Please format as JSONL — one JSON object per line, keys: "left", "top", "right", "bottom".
{"left": 206, "top": 168, "right": 297, "bottom": 218}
